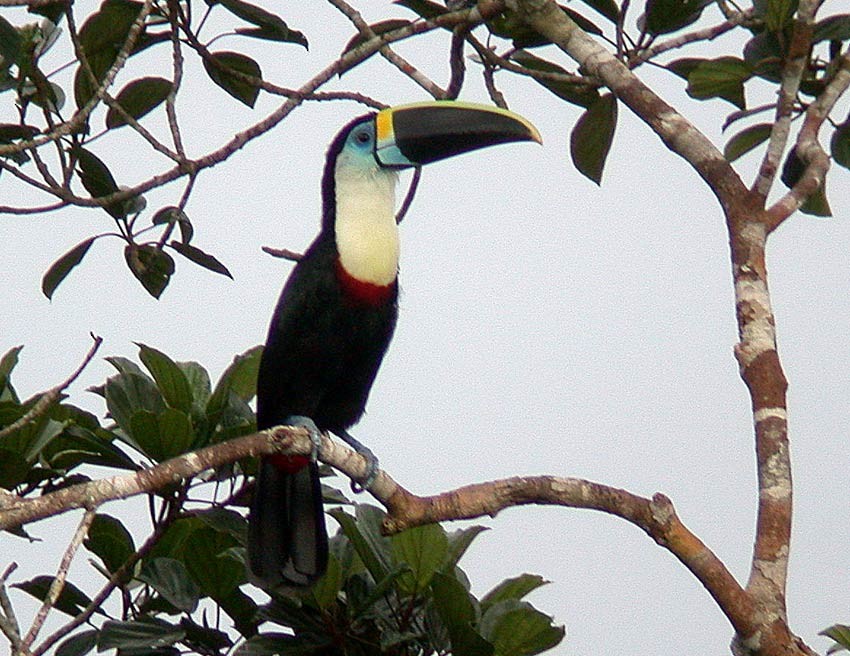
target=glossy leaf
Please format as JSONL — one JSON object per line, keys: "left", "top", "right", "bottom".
{"left": 724, "top": 123, "right": 772, "bottom": 162}
{"left": 105, "top": 370, "right": 165, "bottom": 445}
{"left": 203, "top": 51, "right": 262, "bottom": 108}
{"left": 182, "top": 525, "right": 243, "bottom": 599}
{"left": 0, "top": 17, "right": 22, "bottom": 70}
{"left": 13, "top": 576, "right": 94, "bottom": 617}
{"left": 329, "top": 506, "right": 390, "bottom": 584}
{"left": 686, "top": 57, "right": 751, "bottom": 109}
{"left": 169, "top": 241, "right": 233, "bottom": 278}
{"left": 217, "top": 0, "right": 307, "bottom": 47}
{"left": 511, "top": 50, "right": 599, "bottom": 108}
{"left": 830, "top": 119, "right": 850, "bottom": 169}
{"left": 106, "top": 76, "right": 172, "bottom": 129}
{"left": 814, "top": 14, "right": 850, "bottom": 43}
{"left": 73, "top": 147, "right": 135, "bottom": 219}
{"left": 139, "top": 557, "right": 200, "bottom": 612}
{"left": 97, "top": 617, "right": 185, "bottom": 651}
{"left": 570, "top": 92, "right": 617, "bottom": 184}
{"left": 644, "top": 0, "right": 712, "bottom": 35}
{"left": 479, "top": 599, "right": 565, "bottom": 656}
{"left": 481, "top": 574, "right": 549, "bottom": 611}
{"left": 84, "top": 513, "right": 135, "bottom": 573}
{"left": 41, "top": 237, "right": 96, "bottom": 299}
{"left": 666, "top": 57, "right": 704, "bottom": 80}
{"left": 124, "top": 244, "right": 175, "bottom": 298}
{"left": 55, "top": 629, "right": 98, "bottom": 656}
{"left": 310, "top": 552, "right": 343, "bottom": 610}
{"left": 391, "top": 522, "right": 449, "bottom": 592}
{"left": 137, "top": 343, "right": 193, "bottom": 413}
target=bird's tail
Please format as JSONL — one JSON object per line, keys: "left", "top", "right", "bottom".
{"left": 248, "top": 458, "right": 328, "bottom": 588}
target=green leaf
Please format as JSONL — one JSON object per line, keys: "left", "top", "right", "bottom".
{"left": 686, "top": 57, "right": 751, "bottom": 109}
{"left": 178, "top": 618, "right": 232, "bottom": 653}
{"left": 444, "top": 525, "right": 488, "bottom": 572}
{"left": 310, "top": 552, "right": 343, "bottom": 610}
{"left": 830, "top": 119, "right": 850, "bottom": 169}
{"left": 137, "top": 344, "right": 193, "bottom": 413}
{"left": 393, "top": 0, "right": 447, "bottom": 19}
{"left": 130, "top": 407, "right": 195, "bottom": 461}
{"left": 480, "top": 600, "right": 565, "bottom": 656}
{"left": 169, "top": 241, "right": 233, "bottom": 278}
{"left": 481, "top": 575, "right": 550, "bottom": 611}
{"left": 13, "top": 576, "right": 94, "bottom": 617}
{"left": 511, "top": 50, "right": 599, "bottom": 108}
{"left": 197, "top": 507, "right": 247, "bottom": 544}
{"left": 106, "top": 76, "right": 171, "bottom": 129}
{"left": 124, "top": 244, "right": 175, "bottom": 298}
{"left": 138, "top": 557, "right": 200, "bottom": 612}
{"left": 391, "top": 523, "right": 448, "bottom": 592}
{"left": 182, "top": 525, "right": 243, "bottom": 599}
{"left": 666, "top": 57, "right": 705, "bottom": 80}
{"left": 153, "top": 206, "right": 193, "bottom": 243}
{"left": 105, "top": 370, "right": 165, "bottom": 440}
{"left": 343, "top": 19, "right": 410, "bottom": 55}
{"left": 487, "top": 10, "right": 549, "bottom": 48}
{"left": 207, "top": 346, "right": 262, "bottom": 418}
{"left": 217, "top": 0, "right": 307, "bottom": 47}
{"left": 0, "top": 448, "right": 31, "bottom": 488}
{"left": 743, "top": 31, "right": 784, "bottom": 82}
{"left": 756, "top": 0, "right": 798, "bottom": 31}
{"left": 644, "top": 0, "right": 712, "bottom": 35}
{"left": 0, "top": 345, "right": 21, "bottom": 390}
{"left": 570, "top": 92, "right": 617, "bottom": 184}
{"left": 822, "top": 624, "right": 850, "bottom": 653}
{"left": 73, "top": 0, "right": 145, "bottom": 109}
{"left": 203, "top": 51, "right": 262, "bottom": 108}
{"left": 329, "top": 506, "right": 391, "bottom": 584}
{"left": 780, "top": 146, "right": 832, "bottom": 217}
{"left": 55, "top": 629, "right": 98, "bottom": 656}
{"left": 431, "top": 572, "right": 493, "bottom": 656}
{"left": 579, "top": 0, "right": 619, "bottom": 22}
{"left": 84, "top": 513, "right": 135, "bottom": 573}
{"left": 814, "top": 14, "right": 850, "bottom": 43}
{"left": 724, "top": 123, "right": 772, "bottom": 162}
{"left": 41, "top": 237, "right": 97, "bottom": 300}
{"left": 0, "top": 17, "right": 22, "bottom": 70}
{"left": 97, "top": 617, "right": 185, "bottom": 651}
{"left": 73, "top": 146, "right": 135, "bottom": 218}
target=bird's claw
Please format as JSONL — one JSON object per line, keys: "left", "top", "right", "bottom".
{"left": 284, "top": 415, "right": 322, "bottom": 461}
{"left": 336, "top": 429, "right": 379, "bottom": 493}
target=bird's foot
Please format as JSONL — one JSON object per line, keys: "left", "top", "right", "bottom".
{"left": 335, "top": 429, "right": 379, "bottom": 493}
{"left": 283, "top": 415, "right": 322, "bottom": 461}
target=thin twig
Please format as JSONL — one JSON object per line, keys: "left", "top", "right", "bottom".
{"left": 21, "top": 510, "right": 96, "bottom": 649}
{"left": 396, "top": 167, "right": 421, "bottom": 224}
{"left": 0, "top": 564, "right": 22, "bottom": 651}
{"left": 0, "top": 336, "right": 103, "bottom": 441}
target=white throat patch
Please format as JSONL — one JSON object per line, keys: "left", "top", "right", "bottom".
{"left": 334, "top": 163, "right": 400, "bottom": 287}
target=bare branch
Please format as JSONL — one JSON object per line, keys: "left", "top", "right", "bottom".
{"left": 21, "top": 510, "right": 96, "bottom": 649}
{"left": 751, "top": 2, "right": 817, "bottom": 199}
{"left": 766, "top": 51, "right": 850, "bottom": 230}
{"left": 0, "top": 565, "right": 22, "bottom": 652}
{"left": 0, "top": 335, "right": 103, "bottom": 441}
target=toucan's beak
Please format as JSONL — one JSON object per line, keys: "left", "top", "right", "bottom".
{"left": 374, "top": 101, "right": 541, "bottom": 168}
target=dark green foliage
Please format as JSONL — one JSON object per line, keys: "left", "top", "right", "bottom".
{"left": 780, "top": 146, "right": 832, "bottom": 217}
{"left": 203, "top": 51, "right": 262, "bottom": 107}
{"left": 0, "top": 343, "right": 562, "bottom": 656}
{"left": 570, "top": 93, "right": 617, "bottom": 184}
{"left": 105, "top": 77, "right": 172, "bottom": 129}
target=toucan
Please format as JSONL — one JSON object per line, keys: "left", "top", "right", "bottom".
{"left": 248, "top": 100, "right": 541, "bottom": 589}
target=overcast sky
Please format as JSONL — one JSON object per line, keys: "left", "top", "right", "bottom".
{"left": 2, "top": 1, "right": 850, "bottom": 654}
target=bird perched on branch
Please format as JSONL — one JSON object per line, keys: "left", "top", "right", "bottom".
{"left": 249, "top": 100, "right": 541, "bottom": 589}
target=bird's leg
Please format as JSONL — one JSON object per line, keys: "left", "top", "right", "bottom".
{"left": 334, "top": 429, "right": 379, "bottom": 493}
{"left": 283, "top": 415, "right": 323, "bottom": 460}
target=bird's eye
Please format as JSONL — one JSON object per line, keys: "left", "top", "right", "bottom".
{"left": 354, "top": 129, "right": 371, "bottom": 145}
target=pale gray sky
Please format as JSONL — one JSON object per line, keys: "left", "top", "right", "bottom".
{"left": 2, "top": 1, "right": 849, "bottom": 653}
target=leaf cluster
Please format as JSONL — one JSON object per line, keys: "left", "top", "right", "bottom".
{"left": 1, "top": 344, "right": 563, "bottom": 656}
